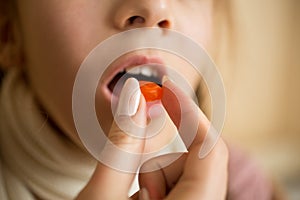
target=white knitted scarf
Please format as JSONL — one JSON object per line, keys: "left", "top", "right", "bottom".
{"left": 0, "top": 69, "right": 96, "bottom": 200}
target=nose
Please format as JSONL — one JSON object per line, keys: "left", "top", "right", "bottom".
{"left": 113, "top": 0, "right": 173, "bottom": 30}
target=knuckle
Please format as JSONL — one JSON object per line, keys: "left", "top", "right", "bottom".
{"left": 108, "top": 131, "right": 143, "bottom": 152}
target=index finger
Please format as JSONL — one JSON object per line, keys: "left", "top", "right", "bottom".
{"left": 161, "top": 77, "right": 219, "bottom": 158}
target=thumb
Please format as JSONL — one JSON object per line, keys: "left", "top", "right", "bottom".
{"left": 76, "top": 78, "right": 147, "bottom": 200}
{"left": 101, "top": 77, "right": 147, "bottom": 171}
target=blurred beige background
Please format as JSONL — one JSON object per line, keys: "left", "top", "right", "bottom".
{"left": 216, "top": 0, "right": 299, "bottom": 199}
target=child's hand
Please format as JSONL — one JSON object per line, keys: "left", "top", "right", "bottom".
{"left": 137, "top": 78, "right": 229, "bottom": 199}
{"left": 76, "top": 78, "right": 148, "bottom": 200}
{"left": 76, "top": 77, "right": 228, "bottom": 200}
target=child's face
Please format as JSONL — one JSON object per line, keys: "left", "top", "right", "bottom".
{"left": 16, "top": 0, "right": 214, "bottom": 143}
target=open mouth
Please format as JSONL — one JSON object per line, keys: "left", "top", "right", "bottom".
{"left": 107, "top": 64, "right": 164, "bottom": 95}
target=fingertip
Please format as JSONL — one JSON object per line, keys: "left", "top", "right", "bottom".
{"left": 197, "top": 126, "right": 220, "bottom": 159}
{"left": 117, "top": 78, "right": 141, "bottom": 117}
{"left": 162, "top": 75, "right": 169, "bottom": 84}
{"left": 162, "top": 75, "right": 175, "bottom": 85}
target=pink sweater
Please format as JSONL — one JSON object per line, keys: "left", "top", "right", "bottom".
{"left": 227, "top": 145, "right": 276, "bottom": 200}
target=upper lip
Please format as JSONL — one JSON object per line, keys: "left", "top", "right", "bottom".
{"left": 102, "top": 54, "right": 166, "bottom": 89}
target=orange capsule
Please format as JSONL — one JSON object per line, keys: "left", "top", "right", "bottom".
{"left": 140, "top": 82, "right": 162, "bottom": 102}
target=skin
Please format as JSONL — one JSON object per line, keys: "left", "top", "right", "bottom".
{"left": 16, "top": 0, "right": 212, "bottom": 143}
{"left": 13, "top": 0, "right": 228, "bottom": 199}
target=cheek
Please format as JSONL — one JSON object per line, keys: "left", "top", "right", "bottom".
{"left": 174, "top": 4, "right": 214, "bottom": 50}
{"left": 179, "top": 19, "right": 212, "bottom": 49}
{"left": 17, "top": 1, "right": 112, "bottom": 141}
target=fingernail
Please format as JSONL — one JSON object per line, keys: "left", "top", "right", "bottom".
{"left": 162, "top": 75, "right": 169, "bottom": 84}
{"left": 139, "top": 188, "right": 150, "bottom": 200}
{"left": 117, "top": 78, "right": 141, "bottom": 116}
{"left": 162, "top": 75, "right": 173, "bottom": 84}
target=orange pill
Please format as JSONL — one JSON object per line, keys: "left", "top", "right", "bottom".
{"left": 140, "top": 82, "right": 162, "bottom": 102}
